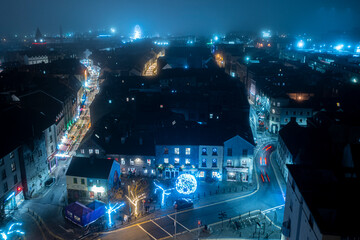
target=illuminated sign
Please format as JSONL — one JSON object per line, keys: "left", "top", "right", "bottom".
{"left": 91, "top": 185, "right": 105, "bottom": 193}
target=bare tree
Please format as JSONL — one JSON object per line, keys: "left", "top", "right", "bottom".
{"left": 125, "top": 178, "right": 149, "bottom": 216}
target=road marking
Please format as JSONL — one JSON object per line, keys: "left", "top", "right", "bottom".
{"left": 167, "top": 215, "right": 191, "bottom": 232}
{"left": 138, "top": 224, "right": 157, "bottom": 240}
{"left": 26, "top": 212, "right": 47, "bottom": 240}
{"left": 150, "top": 220, "right": 172, "bottom": 237}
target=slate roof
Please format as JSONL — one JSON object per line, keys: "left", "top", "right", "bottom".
{"left": 66, "top": 156, "right": 114, "bottom": 179}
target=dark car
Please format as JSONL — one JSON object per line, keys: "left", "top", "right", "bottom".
{"left": 45, "top": 177, "right": 55, "bottom": 187}
{"left": 174, "top": 198, "right": 193, "bottom": 210}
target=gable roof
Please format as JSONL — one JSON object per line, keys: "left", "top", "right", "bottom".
{"left": 66, "top": 156, "right": 114, "bottom": 179}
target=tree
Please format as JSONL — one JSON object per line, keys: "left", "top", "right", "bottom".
{"left": 108, "top": 186, "right": 124, "bottom": 203}
{"left": 125, "top": 178, "right": 149, "bottom": 216}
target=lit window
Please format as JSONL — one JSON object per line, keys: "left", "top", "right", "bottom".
{"left": 144, "top": 169, "right": 148, "bottom": 174}
{"left": 174, "top": 158, "right": 180, "bottom": 164}
{"left": 130, "top": 159, "right": 134, "bottom": 165}
{"left": 185, "top": 148, "right": 191, "bottom": 155}
{"left": 241, "top": 159, "right": 247, "bottom": 166}
{"left": 202, "top": 159, "right": 207, "bottom": 167}
{"left": 121, "top": 158, "right": 125, "bottom": 165}
{"left": 212, "top": 148, "right": 217, "bottom": 156}
{"left": 11, "top": 162, "right": 16, "bottom": 172}
{"left": 202, "top": 148, "right": 207, "bottom": 155}
{"left": 95, "top": 149, "right": 99, "bottom": 154}
{"left": 147, "top": 159, "right": 151, "bottom": 165}
{"left": 212, "top": 159, "right": 217, "bottom": 167}
{"left": 164, "top": 158, "right": 169, "bottom": 164}
{"left": 185, "top": 158, "right": 190, "bottom": 165}
{"left": 199, "top": 171, "right": 205, "bottom": 178}
{"left": 174, "top": 148, "right": 180, "bottom": 155}
{"left": 89, "top": 149, "right": 93, "bottom": 154}
{"left": 212, "top": 171, "right": 218, "bottom": 177}
{"left": 227, "top": 159, "right": 232, "bottom": 167}
{"left": 80, "top": 149, "right": 84, "bottom": 154}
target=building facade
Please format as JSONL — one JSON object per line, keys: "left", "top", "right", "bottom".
{"left": 223, "top": 135, "right": 254, "bottom": 182}
{"left": 0, "top": 147, "right": 24, "bottom": 219}
{"left": 197, "top": 145, "right": 223, "bottom": 181}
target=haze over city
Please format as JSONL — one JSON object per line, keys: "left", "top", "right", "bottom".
{"left": 1, "top": 0, "right": 360, "bottom": 36}
{"left": 1, "top": 0, "right": 360, "bottom": 240}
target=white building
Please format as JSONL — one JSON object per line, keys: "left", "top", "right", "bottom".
{"left": 223, "top": 135, "right": 255, "bottom": 182}
{"left": 24, "top": 54, "right": 49, "bottom": 65}
{"left": 282, "top": 164, "right": 360, "bottom": 240}
{"left": 198, "top": 145, "right": 223, "bottom": 181}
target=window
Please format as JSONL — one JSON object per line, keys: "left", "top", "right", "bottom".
{"left": 3, "top": 182, "right": 8, "bottom": 193}
{"left": 81, "top": 179, "right": 85, "bottom": 185}
{"left": 89, "top": 149, "right": 93, "bottom": 154}
{"left": 11, "top": 162, "right": 16, "bottom": 172}
{"left": 212, "top": 148, "right": 218, "bottom": 156}
{"left": 14, "top": 175, "right": 18, "bottom": 185}
{"left": 241, "top": 159, "right": 247, "bottom": 166}
{"left": 73, "top": 178, "right": 78, "bottom": 184}
{"left": 277, "top": 102, "right": 280, "bottom": 107}
{"left": 174, "top": 158, "right": 180, "bottom": 164}
{"left": 95, "top": 149, "right": 99, "bottom": 154}
{"left": 185, "top": 148, "right": 191, "bottom": 155}
{"left": 174, "top": 148, "right": 180, "bottom": 155}
{"left": 272, "top": 117, "right": 274, "bottom": 121}
{"left": 74, "top": 215, "right": 81, "bottom": 222}
{"left": 299, "top": 119, "right": 303, "bottom": 123}
{"left": 201, "top": 159, "right": 207, "bottom": 167}
{"left": 80, "top": 149, "right": 85, "bottom": 154}
{"left": 2, "top": 169, "right": 6, "bottom": 180}
{"left": 121, "top": 158, "right": 126, "bottom": 165}
{"left": 212, "top": 159, "right": 217, "bottom": 167}
{"left": 285, "top": 111, "right": 288, "bottom": 115}
{"left": 293, "top": 111, "right": 296, "bottom": 115}
{"left": 202, "top": 148, "right": 207, "bottom": 155}
{"left": 242, "top": 149, "right": 248, "bottom": 157}
{"left": 227, "top": 159, "right": 232, "bottom": 167}
{"left": 285, "top": 118, "right": 288, "bottom": 122}
{"left": 164, "top": 148, "right": 169, "bottom": 154}
{"left": 49, "top": 127, "right": 51, "bottom": 132}
{"left": 130, "top": 159, "right": 134, "bottom": 165}
{"left": 227, "top": 148, "right": 232, "bottom": 156}
{"left": 164, "top": 158, "right": 169, "bottom": 164}
{"left": 199, "top": 171, "right": 205, "bottom": 178}
{"left": 147, "top": 159, "right": 151, "bottom": 165}
{"left": 51, "top": 145, "right": 54, "bottom": 153}
{"left": 10, "top": 152, "right": 14, "bottom": 159}
{"left": 185, "top": 158, "right": 190, "bottom": 165}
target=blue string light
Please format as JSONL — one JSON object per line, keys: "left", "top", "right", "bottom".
{"left": 175, "top": 174, "right": 197, "bottom": 195}
{"left": 154, "top": 182, "right": 174, "bottom": 206}
{"left": 0, "top": 222, "right": 25, "bottom": 240}
{"left": 105, "top": 203, "right": 125, "bottom": 227}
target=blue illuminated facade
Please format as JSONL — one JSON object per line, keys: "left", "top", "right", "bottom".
{"left": 155, "top": 145, "right": 199, "bottom": 179}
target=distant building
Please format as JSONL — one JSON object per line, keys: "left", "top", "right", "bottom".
{"left": 66, "top": 157, "right": 120, "bottom": 204}
{"left": 24, "top": 54, "right": 49, "bottom": 65}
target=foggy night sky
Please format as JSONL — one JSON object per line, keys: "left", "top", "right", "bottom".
{"left": 1, "top": 0, "right": 360, "bottom": 36}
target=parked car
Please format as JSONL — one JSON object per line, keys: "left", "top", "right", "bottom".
{"left": 45, "top": 177, "right": 55, "bottom": 187}
{"left": 174, "top": 198, "right": 193, "bottom": 210}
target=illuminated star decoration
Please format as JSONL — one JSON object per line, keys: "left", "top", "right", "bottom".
{"left": 105, "top": 203, "right": 125, "bottom": 227}
{"left": 175, "top": 174, "right": 197, "bottom": 195}
{"left": 154, "top": 182, "right": 174, "bottom": 206}
{"left": 0, "top": 222, "right": 25, "bottom": 240}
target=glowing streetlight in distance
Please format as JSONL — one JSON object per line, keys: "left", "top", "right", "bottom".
{"left": 297, "top": 40, "right": 304, "bottom": 48}
{"left": 110, "top": 28, "right": 116, "bottom": 33}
